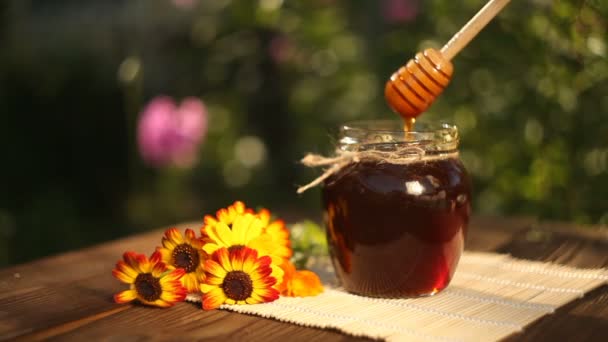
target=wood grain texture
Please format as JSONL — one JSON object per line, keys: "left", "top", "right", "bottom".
{"left": 493, "top": 220, "right": 608, "bottom": 342}
{"left": 0, "top": 222, "right": 198, "bottom": 294}
{"left": 0, "top": 216, "right": 606, "bottom": 341}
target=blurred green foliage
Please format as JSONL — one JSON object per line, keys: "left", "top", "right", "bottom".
{"left": 0, "top": 0, "right": 606, "bottom": 266}
{"left": 290, "top": 220, "right": 328, "bottom": 269}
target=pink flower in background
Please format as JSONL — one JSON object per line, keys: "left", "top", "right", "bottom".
{"left": 269, "top": 35, "right": 294, "bottom": 64}
{"left": 382, "top": 0, "right": 419, "bottom": 24}
{"left": 137, "top": 96, "right": 207, "bottom": 168}
{"left": 172, "top": 0, "right": 198, "bottom": 10}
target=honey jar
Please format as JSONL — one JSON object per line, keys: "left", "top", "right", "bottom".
{"left": 322, "top": 121, "right": 471, "bottom": 297}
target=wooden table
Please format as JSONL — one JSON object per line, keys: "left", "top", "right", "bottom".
{"left": 1, "top": 217, "right": 607, "bottom": 341}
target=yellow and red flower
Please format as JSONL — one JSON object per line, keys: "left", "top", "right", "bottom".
{"left": 157, "top": 228, "right": 206, "bottom": 293}
{"left": 200, "top": 247, "right": 279, "bottom": 310}
{"left": 112, "top": 251, "right": 187, "bottom": 307}
{"left": 279, "top": 260, "right": 324, "bottom": 297}
{"left": 201, "top": 211, "right": 284, "bottom": 286}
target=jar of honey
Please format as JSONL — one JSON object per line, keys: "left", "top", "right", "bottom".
{"left": 322, "top": 121, "right": 471, "bottom": 298}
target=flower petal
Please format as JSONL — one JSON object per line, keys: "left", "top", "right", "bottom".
{"left": 112, "top": 269, "right": 135, "bottom": 284}
{"left": 160, "top": 268, "right": 186, "bottom": 284}
{"left": 202, "top": 216, "right": 218, "bottom": 232}
{"left": 185, "top": 228, "right": 197, "bottom": 242}
{"left": 230, "top": 247, "right": 246, "bottom": 271}
{"left": 115, "top": 261, "right": 138, "bottom": 281}
{"left": 114, "top": 289, "right": 137, "bottom": 304}
{"left": 204, "top": 275, "right": 224, "bottom": 285}
{"left": 164, "top": 228, "right": 184, "bottom": 245}
{"left": 249, "top": 292, "right": 266, "bottom": 303}
{"left": 203, "top": 242, "right": 219, "bottom": 255}
{"left": 204, "top": 259, "right": 227, "bottom": 278}
{"left": 123, "top": 251, "right": 143, "bottom": 273}
{"left": 196, "top": 267, "right": 206, "bottom": 283}
{"left": 151, "top": 299, "right": 173, "bottom": 308}
{"left": 149, "top": 251, "right": 162, "bottom": 264}
{"left": 135, "top": 254, "right": 152, "bottom": 273}
{"left": 151, "top": 261, "right": 168, "bottom": 277}
{"left": 205, "top": 222, "right": 232, "bottom": 248}
{"left": 257, "top": 208, "right": 271, "bottom": 225}
{"left": 233, "top": 201, "right": 246, "bottom": 214}
{"left": 230, "top": 214, "right": 261, "bottom": 245}
{"left": 215, "top": 248, "right": 232, "bottom": 272}
{"left": 161, "top": 237, "right": 177, "bottom": 250}
{"left": 252, "top": 275, "right": 277, "bottom": 289}
{"left": 245, "top": 296, "right": 261, "bottom": 305}
{"left": 249, "top": 267, "right": 272, "bottom": 282}
{"left": 242, "top": 253, "right": 257, "bottom": 274}
{"left": 284, "top": 270, "right": 324, "bottom": 297}
{"left": 255, "top": 287, "right": 280, "bottom": 302}
{"left": 156, "top": 247, "right": 173, "bottom": 266}
{"left": 215, "top": 222, "right": 235, "bottom": 247}
{"left": 160, "top": 289, "right": 187, "bottom": 303}
{"left": 270, "top": 264, "right": 284, "bottom": 287}
{"left": 216, "top": 208, "right": 230, "bottom": 224}
{"left": 181, "top": 273, "right": 199, "bottom": 293}
{"left": 202, "top": 287, "right": 227, "bottom": 310}
{"left": 200, "top": 283, "right": 218, "bottom": 294}
{"left": 247, "top": 235, "right": 275, "bottom": 258}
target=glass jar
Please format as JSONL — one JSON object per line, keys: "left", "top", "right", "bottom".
{"left": 322, "top": 120, "right": 471, "bottom": 298}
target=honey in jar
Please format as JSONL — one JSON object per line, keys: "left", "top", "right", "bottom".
{"left": 322, "top": 121, "right": 471, "bottom": 297}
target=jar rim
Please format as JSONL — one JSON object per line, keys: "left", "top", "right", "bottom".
{"left": 338, "top": 120, "right": 459, "bottom": 153}
{"left": 341, "top": 120, "right": 457, "bottom": 135}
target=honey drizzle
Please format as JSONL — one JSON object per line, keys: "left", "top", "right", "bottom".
{"left": 403, "top": 117, "right": 416, "bottom": 134}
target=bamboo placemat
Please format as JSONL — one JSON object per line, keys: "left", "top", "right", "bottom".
{"left": 189, "top": 251, "right": 608, "bottom": 342}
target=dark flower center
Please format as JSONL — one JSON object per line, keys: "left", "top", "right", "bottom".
{"left": 222, "top": 271, "right": 253, "bottom": 301}
{"left": 227, "top": 245, "right": 246, "bottom": 253}
{"left": 134, "top": 273, "right": 162, "bottom": 302}
{"left": 172, "top": 243, "right": 200, "bottom": 273}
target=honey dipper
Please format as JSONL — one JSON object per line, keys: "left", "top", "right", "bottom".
{"left": 385, "top": 0, "right": 512, "bottom": 128}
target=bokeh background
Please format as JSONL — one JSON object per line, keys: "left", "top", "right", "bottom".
{"left": 1, "top": 0, "right": 607, "bottom": 266}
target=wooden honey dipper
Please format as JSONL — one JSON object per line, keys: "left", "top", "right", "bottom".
{"left": 385, "top": 0, "right": 512, "bottom": 130}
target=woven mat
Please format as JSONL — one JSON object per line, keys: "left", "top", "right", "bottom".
{"left": 188, "top": 251, "right": 608, "bottom": 342}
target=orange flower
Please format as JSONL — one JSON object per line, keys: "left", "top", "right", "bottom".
{"left": 279, "top": 261, "right": 324, "bottom": 297}
{"left": 112, "top": 251, "right": 187, "bottom": 307}
{"left": 156, "top": 228, "right": 206, "bottom": 293}
{"left": 200, "top": 247, "right": 279, "bottom": 310}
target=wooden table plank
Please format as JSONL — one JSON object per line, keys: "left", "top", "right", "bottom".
{"left": 465, "top": 216, "right": 536, "bottom": 252}
{"left": 0, "top": 274, "right": 122, "bottom": 340}
{"left": 504, "top": 285, "right": 608, "bottom": 342}
{"left": 494, "top": 221, "right": 608, "bottom": 268}
{"left": 0, "top": 222, "right": 199, "bottom": 341}
{"left": 41, "top": 303, "right": 360, "bottom": 342}
{"left": 493, "top": 220, "right": 608, "bottom": 342}
{"left": 1, "top": 216, "right": 606, "bottom": 341}
{"left": 0, "top": 222, "right": 198, "bottom": 296}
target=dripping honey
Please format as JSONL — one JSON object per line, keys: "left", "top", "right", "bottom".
{"left": 403, "top": 117, "right": 416, "bottom": 133}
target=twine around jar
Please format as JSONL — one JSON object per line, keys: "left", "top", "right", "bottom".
{"left": 297, "top": 145, "right": 455, "bottom": 194}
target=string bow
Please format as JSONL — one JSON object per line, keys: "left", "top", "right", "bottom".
{"left": 296, "top": 146, "right": 427, "bottom": 194}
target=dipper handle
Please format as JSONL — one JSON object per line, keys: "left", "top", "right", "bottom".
{"left": 441, "top": 0, "right": 512, "bottom": 61}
